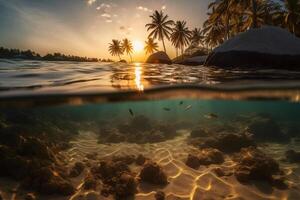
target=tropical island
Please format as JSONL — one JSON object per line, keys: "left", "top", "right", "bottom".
{"left": 0, "top": 47, "right": 113, "bottom": 62}
{"left": 108, "top": 0, "right": 300, "bottom": 67}
{"left": 1, "top": 0, "right": 300, "bottom": 67}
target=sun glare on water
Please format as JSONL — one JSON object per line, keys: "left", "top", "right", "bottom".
{"left": 133, "top": 40, "right": 144, "bottom": 52}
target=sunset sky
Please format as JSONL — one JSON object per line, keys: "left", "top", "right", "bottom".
{"left": 0, "top": 0, "right": 211, "bottom": 61}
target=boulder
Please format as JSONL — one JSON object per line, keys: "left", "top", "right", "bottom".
{"left": 83, "top": 175, "right": 97, "bottom": 190}
{"left": 91, "top": 158, "right": 137, "bottom": 198}
{"left": 146, "top": 51, "right": 172, "bottom": 65}
{"left": 24, "top": 193, "right": 36, "bottom": 200}
{"left": 200, "top": 133, "right": 256, "bottom": 153}
{"left": 285, "top": 150, "right": 300, "bottom": 163}
{"left": 234, "top": 147, "right": 284, "bottom": 187}
{"left": 212, "top": 167, "right": 226, "bottom": 177}
{"left": 115, "top": 172, "right": 137, "bottom": 198}
{"left": 22, "top": 166, "right": 75, "bottom": 196}
{"left": 119, "top": 59, "right": 127, "bottom": 63}
{"left": 185, "top": 148, "right": 224, "bottom": 169}
{"left": 247, "top": 118, "right": 289, "bottom": 143}
{"left": 69, "top": 162, "right": 85, "bottom": 177}
{"left": 175, "top": 56, "right": 207, "bottom": 66}
{"left": 136, "top": 154, "right": 147, "bottom": 166}
{"left": 185, "top": 154, "right": 200, "bottom": 169}
{"left": 205, "top": 26, "right": 300, "bottom": 68}
{"left": 155, "top": 191, "right": 165, "bottom": 200}
{"left": 140, "top": 161, "right": 168, "bottom": 185}
{"left": 190, "top": 128, "right": 209, "bottom": 138}
{"left": 198, "top": 148, "right": 224, "bottom": 165}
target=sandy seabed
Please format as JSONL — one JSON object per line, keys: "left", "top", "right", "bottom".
{"left": 1, "top": 130, "right": 300, "bottom": 200}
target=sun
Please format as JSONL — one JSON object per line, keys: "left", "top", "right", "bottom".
{"left": 133, "top": 40, "right": 144, "bottom": 52}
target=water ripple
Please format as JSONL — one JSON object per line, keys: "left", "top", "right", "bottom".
{"left": 1, "top": 59, "right": 300, "bottom": 97}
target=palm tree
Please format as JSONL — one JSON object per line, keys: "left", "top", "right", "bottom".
{"left": 202, "top": 11, "right": 226, "bottom": 49}
{"left": 144, "top": 38, "right": 159, "bottom": 55}
{"left": 145, "top": 10, "right": 174, "bottom": 53}
{"left": 242, "top": 0, "right": 265, "bottom": 29}
{"left": 122, "top": 38, "right": 133, "bottom": 62}
{"left": 282, "top": 0, "right": 300, "bottom": 34}
{"left": 190, "top": 28, "right": 204, "bottom": 46}
{"left": 170, "top": 21, "right": 192, "bottom": 59}
{"left": 237, "top": 0, "right": 277, "bottom": 30}
{"left": 208, "top": 0, "right": 238, "bottom": 40}
{"left": 108, "top": 40, "right": 123, "bottom": 60}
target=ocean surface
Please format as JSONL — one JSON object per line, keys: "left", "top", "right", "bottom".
{"left": 0, "top": 59, "right": 300, "bottom": 200}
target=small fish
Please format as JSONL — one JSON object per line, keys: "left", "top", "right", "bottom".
{"left": 129, "top": 109, "right": 134, "bottom": 117}
{"left": 184, "top": 105, "right": 192, "bottom": 111}
{"left": 179, "top": 101, "right": 184, "bottom": 105}
{"left": 204, "top": 113, "right": 219, "bottom": 119}
{"left": 163, "top": 107, "right": 171, "bottom": 111}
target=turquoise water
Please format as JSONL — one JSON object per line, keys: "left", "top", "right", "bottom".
{"left": 10, "top": 99, "right": 300, "bottom": 124}
{"left": 1, "top": 60, "right": 300, "bottom": 199}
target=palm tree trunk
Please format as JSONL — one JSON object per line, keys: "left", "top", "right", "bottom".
{"left": 118, "top": 55, "right": 121, "bottom": 60}
{"left": 162, "top": 37, "right": 167, "bottom": 53}
{"left": 251, "top": 0, "right": 258, "bottom": 28}
{"left": 226, "top": 14, "right": 230, "bottom": 40}
{"left": 130, "top": 54, "right": 133, "bottom": 63}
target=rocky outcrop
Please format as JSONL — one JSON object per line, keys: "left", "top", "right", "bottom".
{"left": 69, "top": 162, "right": 85, "bottom": 177}
{"left": 98, "top": 115, "right": 178, "bottom": 144}
{"left": 185, "top": 148, "right": 224, "bottom": 169}
{"left": 285, "top": 150, "right": 300, "bottom": 163}
{"left": 155, "top": 191, "right": 166, "bottom": 200}
{"left": 175, "top": 56, "right": 207, "bottom": 66}
{"left": 205, "top": 26, "right": 300, "bottom": 68}
{"left": 247, "top": 117, "right": 289, "bottom": 143}
{"left": 91, "top": 158, "right": 137, "bottom": 198}
{"left": 139, "top": 161, "right": 168, "bottom": 185}
{"left": 233, "top": 147, "right": 287, "bottom": 189}
{"left": 190, "top": 127, "right": 209, "bottom": 138}
{"left": 199, "top": 133, "right": 256, "bottom": 153}
{"left": 146, "top": 51, "right": 172, "bottom": 65}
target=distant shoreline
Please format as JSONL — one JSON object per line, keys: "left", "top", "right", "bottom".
{"left": 0, "top": 58, "right": 108, "bottom": 63}
{"left": 0, "top": 46, "right": 113, "bottom": 63}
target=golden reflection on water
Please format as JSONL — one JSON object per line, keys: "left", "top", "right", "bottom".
{"left": 134, "top": 63, "right": 144, "bottom": 91}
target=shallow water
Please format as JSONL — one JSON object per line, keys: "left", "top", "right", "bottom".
{"left": 1, "top": 59, "right": 300, "bottom": 97}
{"left": 1, "top": 99, "right": 300, "bottom": 200}
{"left": 1, "top": 60, "right": 300, "bottom": 200}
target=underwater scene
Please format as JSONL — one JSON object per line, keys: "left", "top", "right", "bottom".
{"left": 1, "top": 99, "right": 300, "bottom": 200}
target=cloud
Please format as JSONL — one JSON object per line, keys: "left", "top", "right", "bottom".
{"left": 119, "top": 26, "right": 133, "bottom": 35}
{"left": 137, "top": 6, "right": 153, "bottom": 13}
{"left": 101, "top": 13, "right": 111, "bottom": 18}
{"left": 87, "top": 0, "right": 96, "bottom": 6}
{"left": 96, "top": 3, "right": 118, "bottom": 23}
{"left": 96, "top": 3, "right": 111, "bottom": 11}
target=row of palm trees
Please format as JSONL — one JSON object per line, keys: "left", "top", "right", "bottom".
{"left": 145, "top": 10, "right": 201, "bottom": 57}
{"left": 202, "top": 0, "right": 300, "bottom": 47}
{"left": 109, "top": 10, "right": 200, "bottom": 61}
{"left": 108, "top": 38, "right": 159, "bottom": 61}
{"left": 108, "top": 39, "right": 133, "bottom": 62}
{"left": 109, "top": 0, "right": 300, "bottom": 61}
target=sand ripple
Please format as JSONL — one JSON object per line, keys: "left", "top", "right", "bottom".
{"left": 62, "top": 131, "right": 300, "bottom": 200}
